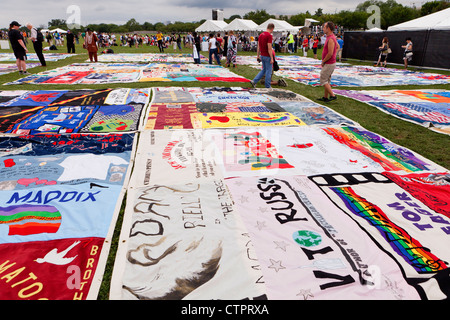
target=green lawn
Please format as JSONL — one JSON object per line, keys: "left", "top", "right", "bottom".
{"left": 1, "top": 38, "right": 448, "bottom": 299}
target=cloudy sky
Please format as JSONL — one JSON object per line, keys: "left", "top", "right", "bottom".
{"left": 1, "top": 0, "right": 418, "bottom": 28}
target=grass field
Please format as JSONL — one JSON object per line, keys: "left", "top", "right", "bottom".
{"left": 1, "top": 38, "right": 448, "bottom": 299}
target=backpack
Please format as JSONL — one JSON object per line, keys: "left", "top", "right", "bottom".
{"left": 35, "top": 28, "right": 44, "bottom": 42}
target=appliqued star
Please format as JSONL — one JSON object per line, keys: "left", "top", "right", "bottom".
{"left": 268, "top": 259, "right": 285, "bottom": 272}
{"left": 239, "top": 195, "right": 249, "bottom": 203}
{"left": 255, "top": 221, "right": 266, "bottom": 231}
{"left": 248, "top": 188, "right": 259, "bottom": 194}
{"left": 297, "top": 289, "right": 314, "bottom": 300}
{"left": 273, "top": 240, "right": 289, "bottom": 252}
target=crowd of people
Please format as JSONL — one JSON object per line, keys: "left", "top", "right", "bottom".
{"left": 5, "top": 19, "right": 416, "bottom": 102}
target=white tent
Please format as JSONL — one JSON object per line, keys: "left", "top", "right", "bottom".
{"left": 304, "top": 18, "right": 320, "bottom": 28}
{"left": 223, "top": 18, "right": 258, "bottom": 32}
{"left": 195, "top": 20, "right": 228, "bottom": 32}
{"left": 256, "top": 18, "right": 298, "bottom": 32}
{"left": 387, "top": 7, "right": 450, "bottom": 31}
{"left": 366, "top": 27, "right": 384, "bottom": 32}
{"left": 49, "top": 28, "right": 68, "bottom": 34}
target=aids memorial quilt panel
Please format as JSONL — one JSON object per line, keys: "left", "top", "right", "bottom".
{"left": 382, "top": 171, "right": 450, "bottom": 219}
{"left": 109, "top": 180, "right": 266, "bottom": 300}
{"left": 129, "top": 129, "right": 221, "bottom": 186}
{"left": 95, "top": 53, "right": 207, "bottom": 64}
{"left": 226, "top": 175, "right": 422, "bottom": 299}
{"left": 271, "top": 65, "right": 450, "bottom": 87}
{"left": 275, "top": 101, "right": 358, "bottom": 127}
{"left": 320, "top": 126, "right": 446, "bottom": 173}
{"left": 5, "top": 63, "right": 145, "bottom": 85}
{"left": 0, "top": 53, "right": 76, "bottom": 62}
{"left": 139, "top": 63, "right": 249, "bottom": 83}
{"left": 0, "top": 133, "right": 136, "bottom": 300}
{"left": 334, "top": 89, "right": 450, "bottom": 135}
{"left": 5, "top": 63, "right": 249, "bottom": 85}
{"left": 0, "top": 63, "right": 40, "bottom": 75}
{"left": 0, "top": 88, "right": 151, "bottom": 134}
{"left": 310, "top": 172, "right": 450, "bottom": 300}
{"left": 208, "top": 126, "right": 445, "bottom": 179}
{"left": 145, "top": 87, "right": 353, "bottom": 129}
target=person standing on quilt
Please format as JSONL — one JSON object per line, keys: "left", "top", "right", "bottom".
{"left": 84, "top": 28, "right": 98, "bottom": 62}
{"left": 8, "top": 21, "right": 30, "bottom": 75}
{"left": 27, "top": 23, "right": 46, "bottom": 67}
{"left": 317, "top": 21, "right": 338, "bottom": 102}
{"left": 208, "top": 33, "right": 221, "bottom": 65}
{"left": 226, "top": 30, "right": 237, "bottom": 68}
{"left": 250, "top": 23, "right": 275, "bottom": 89}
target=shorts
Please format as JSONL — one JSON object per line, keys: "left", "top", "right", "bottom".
{"left": 320, "top": 63, "right": 336, "bottom": 86}
{"left": 313, "top": 47, "right": 317, "bottom": 54}
{"left": 13, "top": 49, "right": 27, "bottom": 61}
{"left": 379, "top": 53, "right": 388, "bottom": 62}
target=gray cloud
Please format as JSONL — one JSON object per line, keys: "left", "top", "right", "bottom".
{"left": 1, "top": 0, "right": 417, "bottom": 29}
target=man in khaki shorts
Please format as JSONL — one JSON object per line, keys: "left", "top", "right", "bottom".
{"left": 317, "top": 22, "right": 338, "bottom": 102}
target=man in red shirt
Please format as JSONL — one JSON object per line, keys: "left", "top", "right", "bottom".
{"left": 317, "top": 21, "right": 338, "bottom": 102}
{"left": 250, "top": 23, "right": 275, "bottom": 88}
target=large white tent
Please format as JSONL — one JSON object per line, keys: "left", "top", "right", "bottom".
{"left": 256, "top": 18, "right": 298, "bottom": 32}
{"left": 387, "top": 7, "right": 450, "bottom": 31}
{"left": 49, "top": 28, "right": 68, "bottom": 34}
{"left": 223, "top": 18, "right": 258, "bottom": 32}
{"left": 366, "top": 27, "right": 384, "bottom": 32}
{"left": 195, "top": 20, "right": 228, "bottom": 32}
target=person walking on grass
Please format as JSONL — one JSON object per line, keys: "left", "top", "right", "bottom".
{"left": 250, "top": 23, "right": 275, "bottom": 88}
{"left": 8, "top": 21, "right": 30, "bottom": 75}
{"left": 402, "top": 37, "right": 413, "bottom": 69}
{"left": 317, "top": 21, "right": 338, "bottom": 102}
{"left": 208, "top": 33, "right": 221, "bottom": 65}
{"left": 375, "top": 37, "right": 390, "bottom": 67}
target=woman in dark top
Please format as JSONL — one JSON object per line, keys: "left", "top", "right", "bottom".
{"left": 192, "top": 32, "right": 201, "bottom": 64}
{"left": 375, "top": 37, "right": 390, "bottom": 67}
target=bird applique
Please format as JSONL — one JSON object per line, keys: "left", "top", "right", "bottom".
{"left": 34, "top": 241, "right": 81, "bottom": 265}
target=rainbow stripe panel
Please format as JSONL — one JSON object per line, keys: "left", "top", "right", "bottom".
{"left": 330, "top": 186, "right": 447, "bottom": 273}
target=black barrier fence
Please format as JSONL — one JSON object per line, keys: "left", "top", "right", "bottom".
{"left": 342, "top": 30, "right": 450, "bottom": 70}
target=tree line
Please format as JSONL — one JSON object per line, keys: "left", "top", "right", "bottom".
{"left": 40, "top": 0, "right": 450, "bottom": 34}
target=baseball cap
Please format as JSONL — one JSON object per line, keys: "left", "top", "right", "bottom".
{"left": 10, "top": 21, "right": 21, "bottom": 27}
